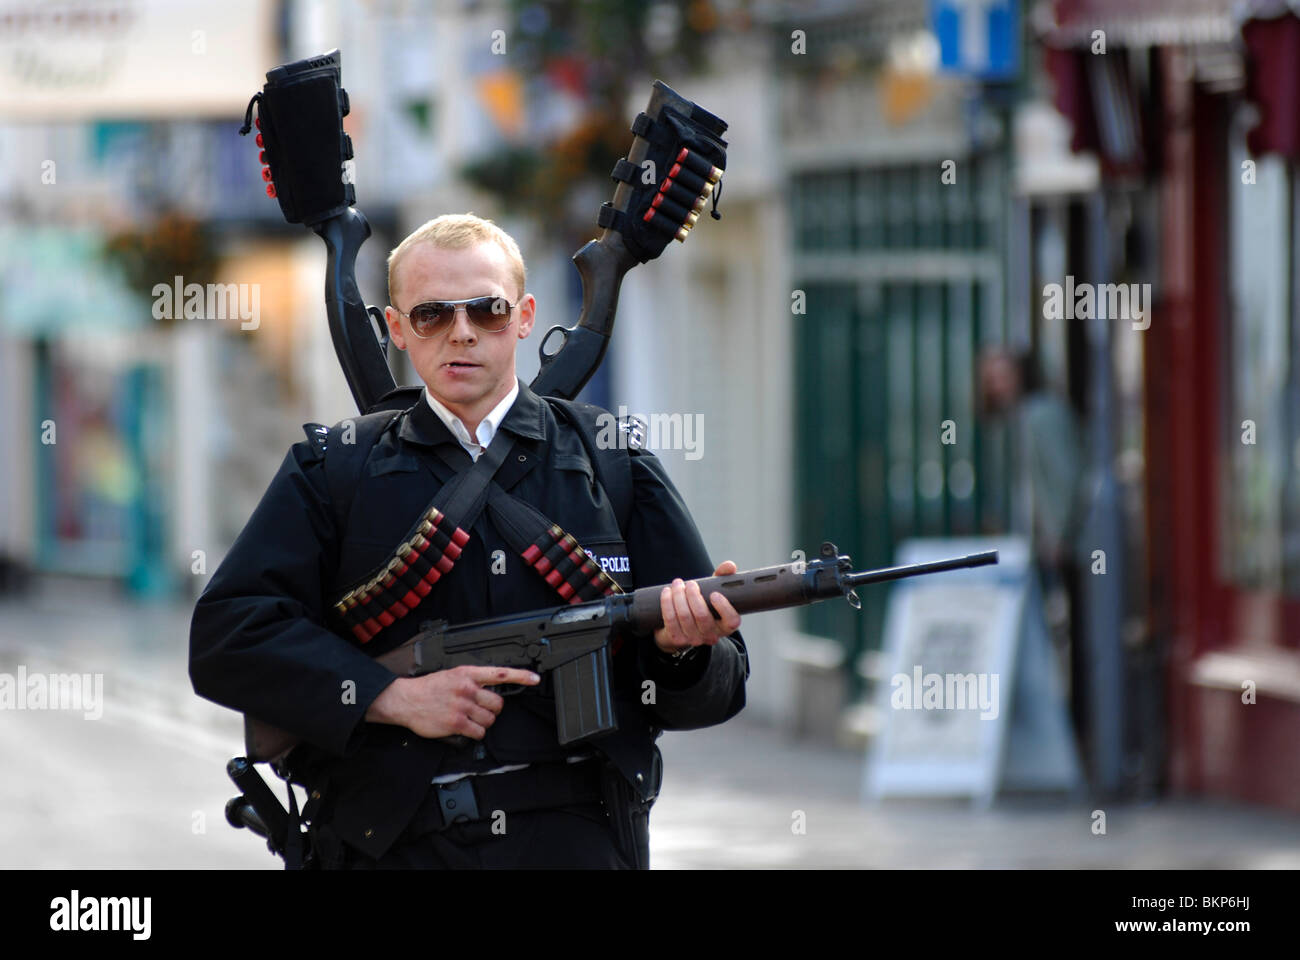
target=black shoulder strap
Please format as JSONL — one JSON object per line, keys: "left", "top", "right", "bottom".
{"left": 307, "top": 409, "right": 402, "bottom": 532}
{"left": 546, "top": 398, "right": 634, "bottom": 539}
{"left": 315, "top": 399, "right": 633, "bottom": 542}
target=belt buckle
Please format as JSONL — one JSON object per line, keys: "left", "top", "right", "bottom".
{"left": 435, "top": 778, "right": 481, "bottom": 826}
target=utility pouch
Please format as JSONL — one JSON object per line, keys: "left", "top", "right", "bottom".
{"left": 599, "top": 749, "right": 662, "bottom": 870}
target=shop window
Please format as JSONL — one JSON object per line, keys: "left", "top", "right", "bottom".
{"left": 1223, "top": 110, "right": 1293, "bottom": 592}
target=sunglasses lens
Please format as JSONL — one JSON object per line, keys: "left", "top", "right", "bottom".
{"left": 409, "top": 303, "right": 452, "bottom": 336}
{"left": 465, "top": 297, "right": 513, "bottom": 331}
{"left": 406, "top": 297, "right": 513, "bottom": 337}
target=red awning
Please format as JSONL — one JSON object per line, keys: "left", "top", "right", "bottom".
{"left": 1044, "top": 0, "right": 1236, "bottom": 48}
{"left": 1043, "top": 43, "right": 1145, "bottom": 177}
{"left": 1042, "top": 1, "right": 1300, "bottom": 166}
{"left": 1242, "top": 11, "right": 1300, "bottom": 159}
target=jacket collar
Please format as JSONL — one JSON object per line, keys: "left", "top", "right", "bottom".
{"left": 398, "top": 378, "right": 547, "bottom": 448}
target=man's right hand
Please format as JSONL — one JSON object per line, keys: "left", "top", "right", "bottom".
{"left": 364, "top": 666, "right": 540, "bottom": 740}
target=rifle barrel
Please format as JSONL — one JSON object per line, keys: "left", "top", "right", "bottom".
{"left": 845, "top": 550, "right": 998, "bottom": 588}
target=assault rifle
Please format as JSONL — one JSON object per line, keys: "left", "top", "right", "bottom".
{"left": 228, "top": 543, "right": 996, "bottom": 859}
{"left": 237, "top": 543, "right": 999, "bottom": 766}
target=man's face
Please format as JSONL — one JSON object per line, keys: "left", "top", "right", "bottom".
{"left": 384, "top": 241, "right": 535, "bottom": 411}
{"left": 979, "top": 353, "right": 1021, "bottom": 415}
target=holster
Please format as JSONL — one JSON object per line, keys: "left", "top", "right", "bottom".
{"left": 599, "top": 748, "right": 661, "bottom": 871}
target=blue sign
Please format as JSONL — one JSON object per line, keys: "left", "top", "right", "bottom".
{"left": 932, "top": 0, "right": 1020, "bottom": 80}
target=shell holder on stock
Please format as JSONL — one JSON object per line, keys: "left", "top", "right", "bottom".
{"left": 239, "top": 48, "right": 356, "bottom": 225}
{"left": 598, "top": 101, "right": 729, "bottom": 263}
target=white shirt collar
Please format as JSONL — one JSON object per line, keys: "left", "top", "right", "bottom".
{"left": 424, "top": 379, "right": 519, "bottom": 461}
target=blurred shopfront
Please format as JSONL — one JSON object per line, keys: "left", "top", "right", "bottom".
{"left": 1045, "top": 0, "right": 1300, "bottom": 811}
{"left": 0, "top": 226, "right": 172, "bottom": 596}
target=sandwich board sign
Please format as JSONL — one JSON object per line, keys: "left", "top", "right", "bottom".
{"left": 863, "top": 536, "right": 1082, "bottom": 808}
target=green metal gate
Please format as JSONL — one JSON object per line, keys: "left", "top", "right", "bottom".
{"left": 791, "top": 159, "right": 1011, "bottom": 675}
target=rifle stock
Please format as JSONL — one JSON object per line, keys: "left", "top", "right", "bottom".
{"left": 531, "top": 77, "right": 723, "bottom": 399}
{"left": 314, "top": 209, "right": 397, "bottom": 413}
{"left": 531, "top": 232, "right": 637, "bottom": 399}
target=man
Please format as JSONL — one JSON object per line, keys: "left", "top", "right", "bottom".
{"left": 190, "top": 214, "right": 749, "bottom": 869}
{"left": 978, "top": 345, "right": 1086, "bottom": 754}
{"left": 977, "top": 347, "right": 1084, "bottom": 573}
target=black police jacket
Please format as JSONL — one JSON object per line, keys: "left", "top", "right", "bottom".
{"left": 189, "top": 380, "right": 749, "bottom": 859}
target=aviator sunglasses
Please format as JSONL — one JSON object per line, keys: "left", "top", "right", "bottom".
{"left": 397, "top": 295, "right": 517, "bottom": 339}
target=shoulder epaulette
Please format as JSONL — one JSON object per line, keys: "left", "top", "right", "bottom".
{"left": 620, "top": 415, "right": 648, "bottom": 451}
{"left": 303, "top": 422, "right": 330, "bottom": 458}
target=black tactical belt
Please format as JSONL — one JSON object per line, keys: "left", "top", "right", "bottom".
{"left": 403, "top": 759, "right": 606, "bottom": 837}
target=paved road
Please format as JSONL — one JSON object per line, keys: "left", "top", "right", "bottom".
{"left": 0, "top": 662, "right": 271, "bottom": 869}
{"left": 654, "top": 722, "right": 1300, "bottom": 869}
{"left": 4, "top": 587, "right": 1300, "bottom": 869}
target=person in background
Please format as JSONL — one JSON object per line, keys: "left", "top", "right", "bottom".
{"left": 978, "top": 346, "right": 1087, "bottom": 750}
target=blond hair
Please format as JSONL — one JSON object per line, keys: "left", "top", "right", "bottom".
{"left": 387, "top": 213, "right": 526, "bottom": 305}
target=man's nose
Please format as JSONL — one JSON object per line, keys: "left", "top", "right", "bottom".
{"left": 446, "top": 305, "right": 477, "bottom": 343}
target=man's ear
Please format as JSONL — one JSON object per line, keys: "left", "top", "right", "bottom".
{"left": 516, "top": 293, "right": 536, "bottom": 339}
{"left": 385, "top": 306, "right": 408, "bottom": 351}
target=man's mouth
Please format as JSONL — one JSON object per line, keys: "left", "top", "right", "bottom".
{"left": 442, "top": 361, "right": 480, "bottom": 369}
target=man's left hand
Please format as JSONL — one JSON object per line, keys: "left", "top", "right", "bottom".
{"left": 653, "top": 561, "right": 742, "bottom": 656}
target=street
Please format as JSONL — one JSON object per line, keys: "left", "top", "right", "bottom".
{"left": 3, "top": 584, "right": 1300, "bottom": 870}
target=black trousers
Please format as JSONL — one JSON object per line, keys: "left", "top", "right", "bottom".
{"left": 343, "top": 800, "right": 631, "bottom": 869}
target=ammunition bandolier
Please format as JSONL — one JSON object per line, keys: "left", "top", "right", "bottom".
{"left": 321, "top": 396, "right": 633, "bottom": 645}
